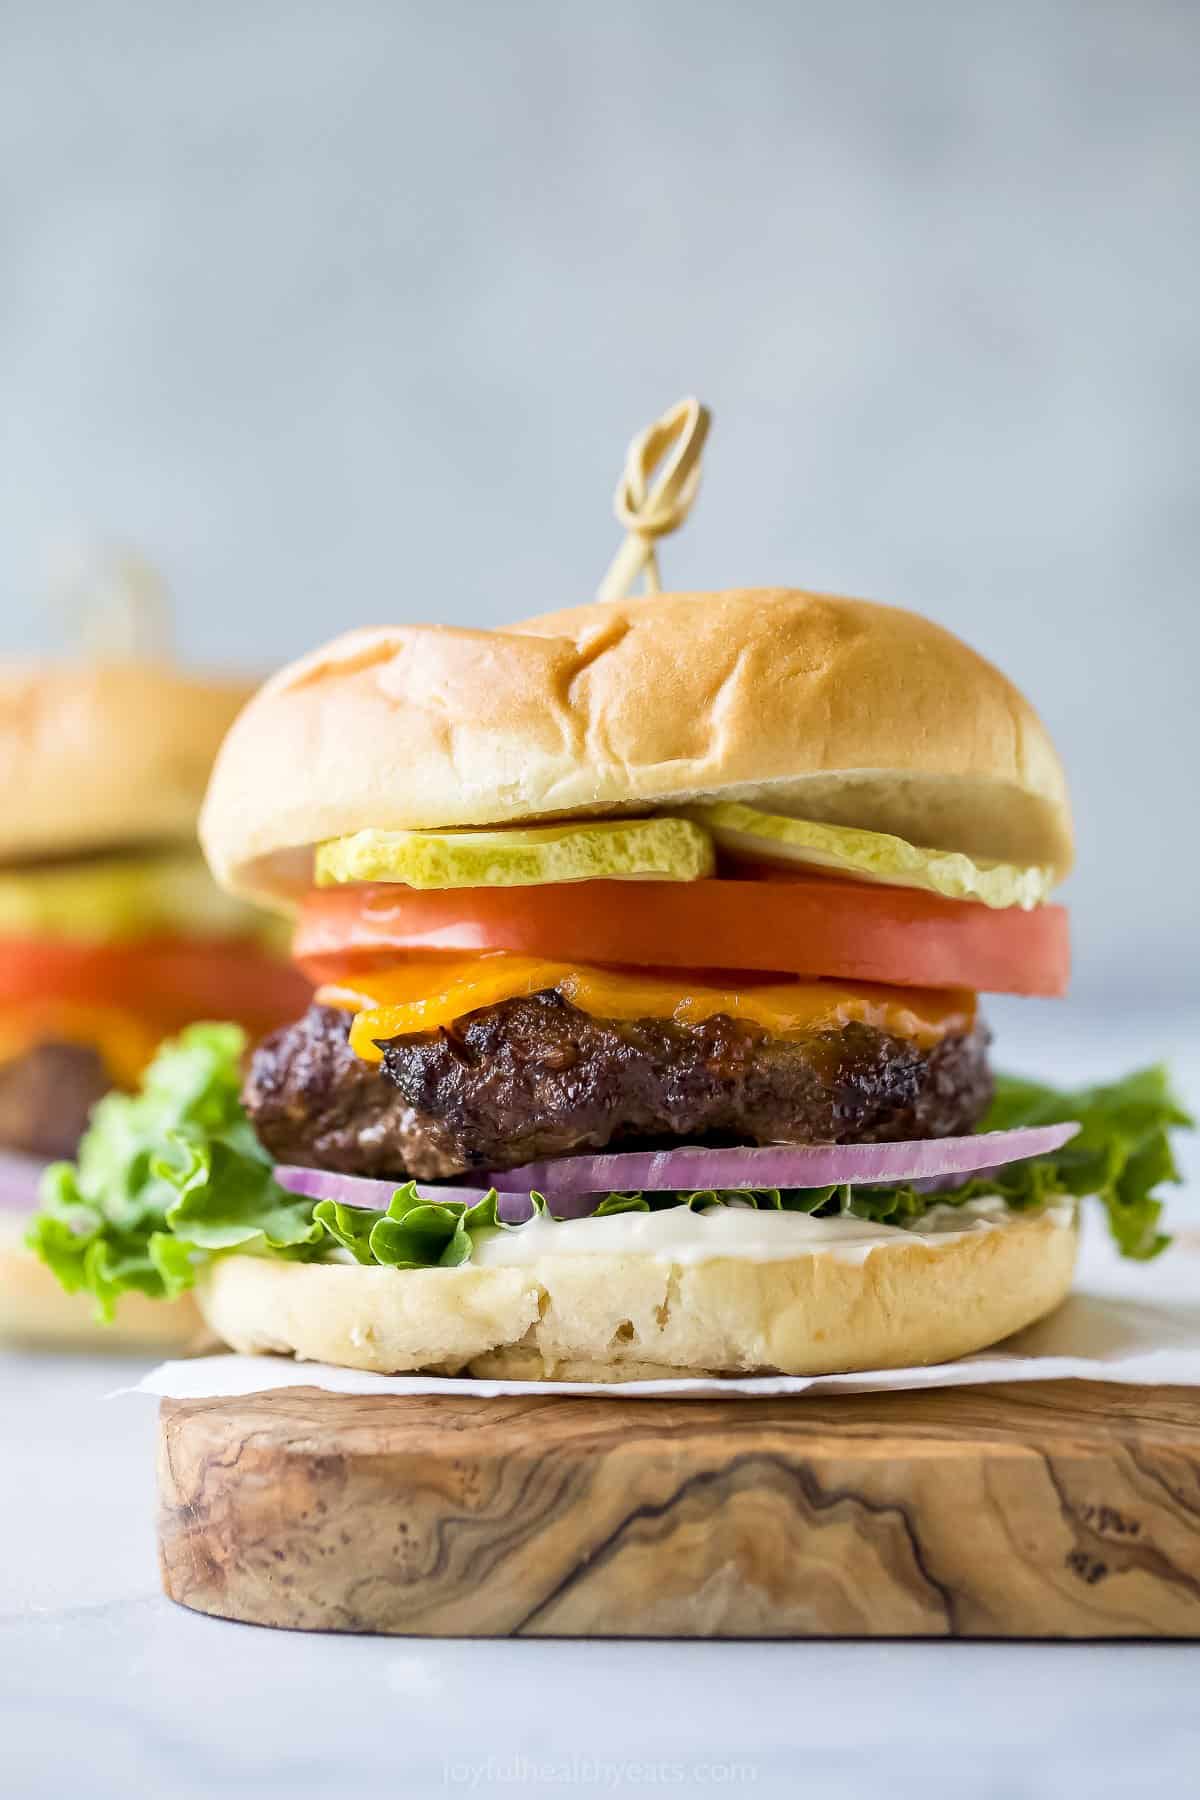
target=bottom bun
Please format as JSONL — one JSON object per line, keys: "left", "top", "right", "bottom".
{"left": 196, "top": 1203, "right": 1080, "bottom": 1380}
{"left": 0, "top": 1218, "right": 207, "bottom": 1352}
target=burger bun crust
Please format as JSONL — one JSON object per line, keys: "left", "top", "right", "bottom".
{"left": 0, "top": 659, "right": 254, "bottom": 862}
{"left": 200, "top": 589, "right": 1073, "bottom": 907}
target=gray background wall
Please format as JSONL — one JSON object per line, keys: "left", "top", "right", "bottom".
{"left": 1, "top": 1, "right": 1197, "bottom": 1012}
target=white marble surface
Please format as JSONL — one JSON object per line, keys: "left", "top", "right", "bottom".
{"left": 3, "top": 1014, "right": 1199, "bottom": 1799}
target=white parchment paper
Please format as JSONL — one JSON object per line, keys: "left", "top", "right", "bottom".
{"left": 129, "top": 1219, "right": 1200, "bottom": 1401}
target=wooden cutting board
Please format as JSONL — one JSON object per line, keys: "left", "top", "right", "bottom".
{"left": 156, "top": 1381, "right": 1200, "bottom": 1638}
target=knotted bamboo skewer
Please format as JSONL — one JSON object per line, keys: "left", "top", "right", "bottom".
{"left": 596, "top": 397, "right": 711, "bottom": 604}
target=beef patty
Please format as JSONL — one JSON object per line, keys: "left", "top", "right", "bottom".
{"left": 245, "top": 997, "right": 992, "bottom": 1182}
{"left": 0, "top": 1040, "right": 112, "bottom": 1161}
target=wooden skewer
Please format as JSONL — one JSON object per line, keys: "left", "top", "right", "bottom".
{"left": 596, "top": 397, "right": 712, "bottom": 604}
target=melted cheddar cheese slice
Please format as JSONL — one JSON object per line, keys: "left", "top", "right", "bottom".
{"left": 316, "top": 955, "right": 976, "bottom": 1065}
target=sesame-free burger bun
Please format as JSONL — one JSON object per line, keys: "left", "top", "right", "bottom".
{"left": 195, "top": 1204, "right": 1079, "bottom": 1380}
{"left": 200, "top": 589, "right": 1073, "bottom": 908}
{"left": 0, "top": 660, "right": 255, "bottom": 863}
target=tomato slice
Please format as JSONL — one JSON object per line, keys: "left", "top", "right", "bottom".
{"left": 0, "top": 935, "right": 313, "bottom": 1039}
{"left": 294, "top": 879, "right": 1070, "bottom": 998}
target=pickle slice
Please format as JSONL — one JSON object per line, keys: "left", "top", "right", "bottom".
{"left": 0, "top": 852, "right": 280, "bottom": 944}
{"left": 685, "top": 802, "right": 1052, "bottom": 910}
{"left": 315, "top": 818, "right": 714, "bottom": 890}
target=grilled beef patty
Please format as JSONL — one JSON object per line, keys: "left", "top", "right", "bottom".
{"left": 0, "top": 1040, "right": 112, "bottom": 1160}
{"left": 245, "top": 997, "right": 992, "bottom": 1181}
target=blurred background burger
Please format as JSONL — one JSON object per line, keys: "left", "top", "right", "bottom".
{"left": 0, "top": 553, "right": 311, "bottom": 1345}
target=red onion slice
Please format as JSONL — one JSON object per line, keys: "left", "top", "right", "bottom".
{"left": 275, "top": 1165, "right": 496, "bottom": 1212}
{"left": 276, "top": 1164, "right": 604, "bottom": 1225}
{"left": 279, "top": 1122, "right": 1079, "bottom": 1218}
{"left": 0, "top": 1151, "right": 48, "bottom": 1215}
{"left": 493, "top": 1171, "right": 1010, "bottom": 1224}
{"left": 485, "top": 1125, "right": 1080, "bottom": 1195}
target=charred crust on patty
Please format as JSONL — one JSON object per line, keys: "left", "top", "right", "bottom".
{"left": 245, "top": 997, "right": 992, "bottom": 1183}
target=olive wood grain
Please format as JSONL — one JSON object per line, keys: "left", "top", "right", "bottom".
{"left": 157, "top": 1382, "right": 1200, "bottom": 1638}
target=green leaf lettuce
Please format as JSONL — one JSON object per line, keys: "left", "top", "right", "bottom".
{"left": 27, "top": 1024, "right": 320, "bottom": 1319}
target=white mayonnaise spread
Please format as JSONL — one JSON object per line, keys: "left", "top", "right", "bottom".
{"left": 468, "top": 1194, "right": 1077, "bottom": 1269}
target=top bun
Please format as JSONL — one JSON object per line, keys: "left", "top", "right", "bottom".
{"left": 0, "top": 660, "right": 255, "bottom": 863}
{"left": 200, "top": 589, "right": 1073, "bottom": 907}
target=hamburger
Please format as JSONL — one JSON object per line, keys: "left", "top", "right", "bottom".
{"left": 26, "top": 591, "right": 1190, "bottom": 1377}
{"left": 1, "top": 657, "right": 311, "bottom": 1347}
